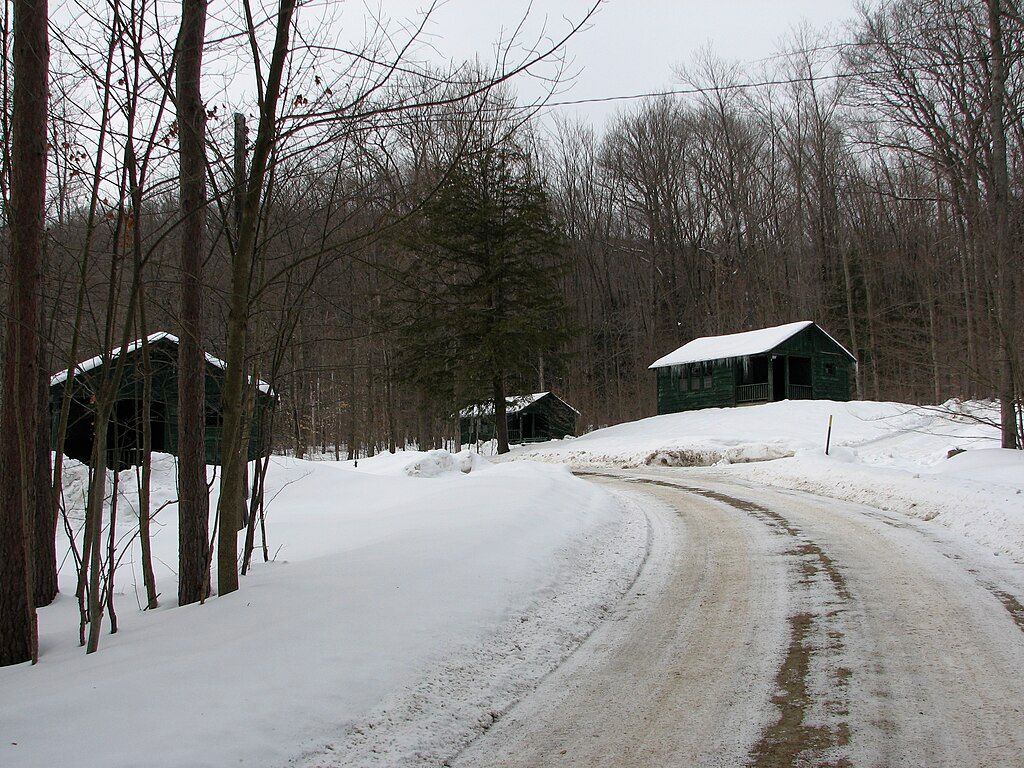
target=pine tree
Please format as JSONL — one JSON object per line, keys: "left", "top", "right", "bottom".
{"left": 397, "top": 135, "right": 568, "bottom": 453}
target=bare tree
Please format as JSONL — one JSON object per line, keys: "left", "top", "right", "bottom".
{"left": 987, "top": 0, "right": 1019, "bottom": 448}
{"left": 176, "top": 0, "right": 211, "bottom": 605}
{"left": 0, "top": 0, "right": 48, "bottom": 667}
{"left": 218, "top": 0, "right": 298, "bottom": 596}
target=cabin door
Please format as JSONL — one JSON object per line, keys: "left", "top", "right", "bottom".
{"left": 150, "top": 400, "right": 168, "bottom": 452}
{"left": 772, "top": 358, "right": 787, "bottom": 401}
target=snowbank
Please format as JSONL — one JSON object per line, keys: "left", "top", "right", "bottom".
{"left": 341, "top": 448, "right": 489, "bottom": 477}
{"left": 0, "top": 453, "right": 644, "bottom": 768}
{"left": 511, "top": 399, "right": 1003, "bottom": 469}
{"left": 509, "top": 399, "right": 1023, "bottom": 561}
{"left": 726, "top": 447, "right": 1024, "bottom": 560}
{"left": 512, "top": 403, "right": 1007, "bottom": 468}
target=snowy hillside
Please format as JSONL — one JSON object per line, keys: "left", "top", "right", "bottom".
{"left": 509, "top": 399, "right": 1024, "bottom": 561}
{"left": 0, "top": 453, "right": 646, "bottom": 768}
{"left": 511, "top": 399, "right": 1003, "bottom": 468}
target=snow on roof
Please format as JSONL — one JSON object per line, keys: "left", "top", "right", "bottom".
{"left": 459, "top": 391, "right": 580, "bottom": 418}
{"left": 648, "top": 321, "right": 855, "bottom": 369}
{"left": 50, "top": 331, "right": 275, "bottom": 395}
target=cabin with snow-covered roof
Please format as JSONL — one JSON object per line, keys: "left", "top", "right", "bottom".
{"left": 459, "top": 392, "right": 578, "bottom": 445}
{"left": 49, "top": 332, "right": 276, "bottom": 469}
{"left": 649, "top": 321, "right": 856, "bottom": 415}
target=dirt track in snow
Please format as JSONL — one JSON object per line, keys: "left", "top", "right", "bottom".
{"left": 450, "top": 469, "right": 1024, "bottom": 768}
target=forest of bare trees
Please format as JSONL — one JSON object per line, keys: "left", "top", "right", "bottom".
{"left": 218, "top": 0, "right": 1023, "bottom": 450}
{"left": 1, "top": 0, "right": 1022, "bottom": 665}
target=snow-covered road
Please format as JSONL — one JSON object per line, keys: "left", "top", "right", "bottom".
{"left": 452, "top": 469, "right": 1024, "bottom": 767}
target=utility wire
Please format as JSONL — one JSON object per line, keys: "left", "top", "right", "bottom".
{"left": 531, "top": 50, "right": 1023, "bottom": 110}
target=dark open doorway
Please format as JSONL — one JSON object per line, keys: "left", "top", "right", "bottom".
{"left": 788, "top": 357, "right": 813, "bottom": 399}
{"left": 109, "top": 398, "right": 142, "bottom": 469}
{"left": 772, "top": 359, "right": 786, "bottom": 401}
{"left": 63, "top": 397, "right": 96, "bottom": 465}
{"left": 789, "top": 357, "right": 811, "bottom": 387}
{"left": 150, "top": 400, "right": 167, "bottom": 453}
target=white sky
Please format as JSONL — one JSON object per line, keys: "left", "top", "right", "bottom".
{"left": 361, "top": 0, "right": 860, "bottom": 124}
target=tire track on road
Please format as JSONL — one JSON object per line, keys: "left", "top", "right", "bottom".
{"left": 453, "top": 478, "right": 788, "bottom": 768}
{"left": 468, "top": 469, "right": 1024, "bottom": 767}
{"left": 591, "top": 473, "right": 857, "bottom": 768}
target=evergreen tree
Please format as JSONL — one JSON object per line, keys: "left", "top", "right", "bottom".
{"left": 398, "top": 135, "right": 568, "bottom": 453}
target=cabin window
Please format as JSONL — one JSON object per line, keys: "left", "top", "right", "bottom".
{"left": 824, "top": 361, "right": 837, "bottom": 378}
{"left": 676, "top": 362, "right": 713, "bottom": 391}
{"left": 205, "top": 407, "right": 223, "bottom": 429}
{"left": 674, "top": 365, "right": 688, "bottom": 391}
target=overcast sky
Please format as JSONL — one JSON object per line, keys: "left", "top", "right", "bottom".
{"left": 363, "top": 0, "right": 861, "bottom": 124}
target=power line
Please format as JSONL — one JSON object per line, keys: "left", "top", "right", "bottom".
{"left": 536, "top": 72, "right": 858, "bottom": 109}
{"left": 531, "top": 50, "right": 1022, "bottom": 111}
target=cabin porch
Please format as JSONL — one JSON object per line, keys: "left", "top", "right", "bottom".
{"left": 735, "top": 354, "right": 814, "bottom": 404}
{"left": 507, "top": 411, "right": 550, "bottom": 444}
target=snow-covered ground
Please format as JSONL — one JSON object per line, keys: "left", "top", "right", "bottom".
{"left": 0, "top": 451, "right": 646, "bottom": 768}
{"left": 508, "top": 399, "right": 1024, "bottom": 561}
{"left": 4, "top": 400, "right": 1020, "bottom": 767}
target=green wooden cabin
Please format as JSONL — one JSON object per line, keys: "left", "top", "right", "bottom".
{"left": 50, "top": 332, "right": 275, "bottom": 469}
{"left": 460, "top": 391, "right": 579, "bottom": 445}
{"left": 649, "top": 321, "right": 856, "bottom": 415}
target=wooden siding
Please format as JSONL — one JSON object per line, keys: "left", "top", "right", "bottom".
{"left": 656, "top": 360, "right": 736, "bottom": 413}
{"left": 49, "top": 337, "right": 274, "bottom": 468}
{"left": 655, "top": 324, "right": 854, "bottom": 415}
{"left": 772, "top": 324, "right": 853, "bottom": 402}
{"left": 460, "top": 393, "right": 578, "bottom": 445}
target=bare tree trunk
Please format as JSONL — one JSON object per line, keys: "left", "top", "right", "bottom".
{"left": 987, "top": 0, "right": 1018, "bottom": 448}
{"left": 291, "top": 340, "right": 305, "bottom": 458}
{"left": 347, "top": 352, "right": 356, "bottom": 460}
{"left": 241, "top": 400, "right": 274, "bottom": 575}
{"left": 237, "top": 377, "right": 254, "bottom": 531}
{"left": 384, "top": 343, "right": 396, "bottom": 453}
{"left": 258, "top": 453, "right": 270, "bottom": 562}
{"left": 176, "top": 0, "right": 211, "bottom": 604}
{"left": 233, "top": 112, "right": 245, "bottom": 240}
{"left": 493, "top": 374, "right": 510, "bottom": 454}
{"left": 863, "top": 265, "right": 881, "bottom": 401}
{"left": 240, "top": 452, "right": 262, "bottom": 575}
{"left": 32, "top": 313, "right": 57, "bottom": 606}
{"left": 366, "top": 355, "right": 375, "bottom": 457}
{"left": 927, "top": 286, "right": 941, "bottom": 404}
{"left": 84, "top": 400, "right": 112, "bottom": 654}
{"left": 839, "top": 247, "right": 861, "bottom": 400}
{"left": 333, "top": 372, "right": 341, "bottom": 461}
{"left": 0, "top": 0, "right": 47, "bottom": 667}
{"left": 138, "top": 315, "right": 158, "bottom": 609}
{"left": 105, "top": 439, "right": 119, "bottom": 634}
{"left": 218, "top": 0, "right": 297, "bottom": 597}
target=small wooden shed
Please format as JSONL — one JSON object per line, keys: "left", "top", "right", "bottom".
{"left": 649, "top": 321, "right": 856, "bottom": 415}
{"left": 460, "top": 392, "right": 579, "bottom": 445}
{"left": 50, "top": 332, "right": 275, "bottom": 469}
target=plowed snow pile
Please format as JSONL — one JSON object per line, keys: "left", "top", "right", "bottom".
{"left": 0, "top": 452, "right": 646, "bottom": 768}
{"left": 511, "top": 399, "right": 1024, "bottom": 560}
{"left": 340, "top": 447, "right": 488, "bottom": 476}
